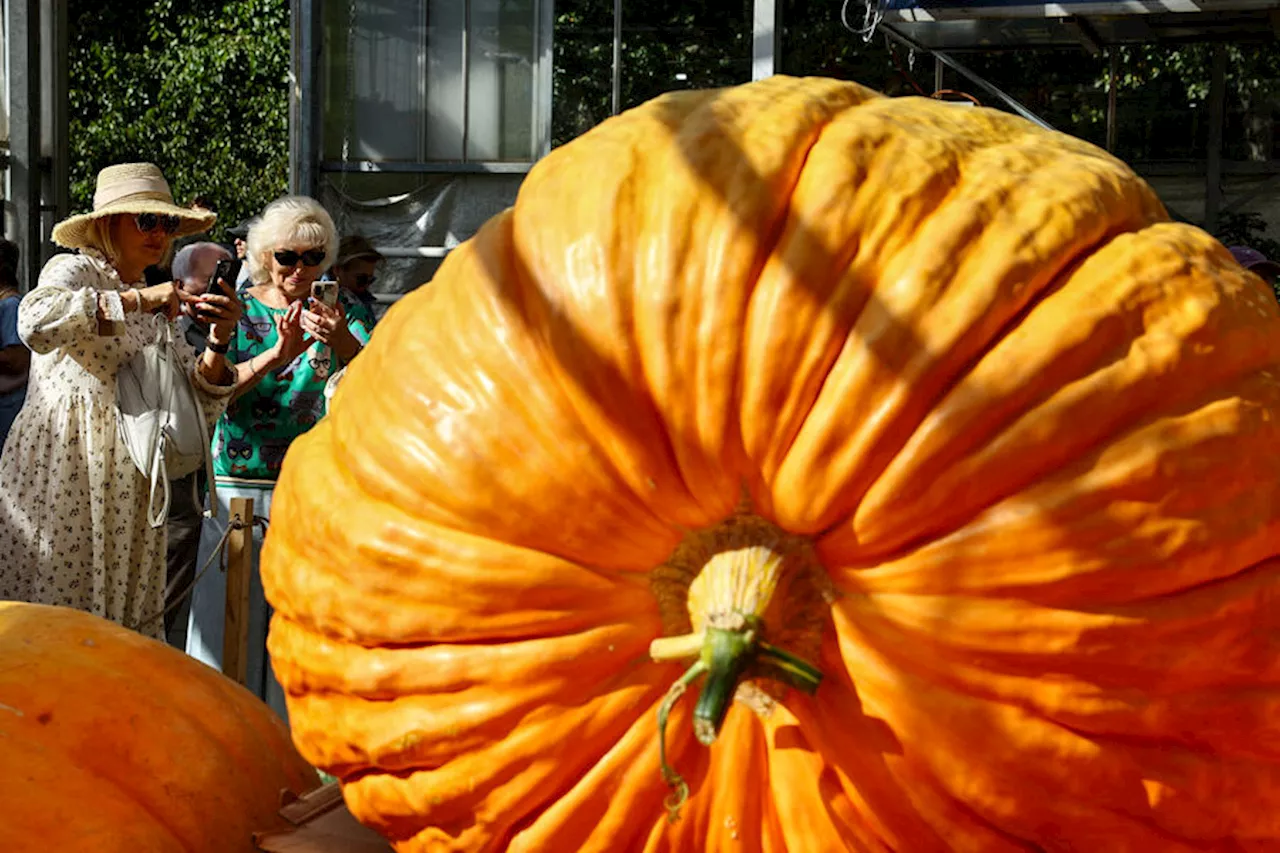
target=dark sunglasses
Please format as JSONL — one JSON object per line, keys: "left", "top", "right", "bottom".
{"left": 354, "top": 273, "right": 376, "bottom": 288}
{"left": 134, "top": 212, "right": 182, "bottom": 235}
{"left": 274, "top": 248, "right": 326, "bottom": 268}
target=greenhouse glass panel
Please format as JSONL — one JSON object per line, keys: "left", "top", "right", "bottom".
{"left": 321, "top": 0, "right": 546, "bottom": 164}
{"left": 467, "top": 0, "right": 540, "bottom": 161}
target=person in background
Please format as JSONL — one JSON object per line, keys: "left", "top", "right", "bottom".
{"left": 172, "top": 241, "right": 232, "bottom": 354}
{"left": 0, "top": 239, "right": 28, "bottom": 450}
{"left": 163, "top": 239, "right": 235, "bottom": 648}
{"left": 0, "top": 162, "right": 240, "bottom": 639}
{"left": 332, "top": 234, "right": 384, "bottom": 322}
{"left": 1229, "top": 246, "right": 1280, "bottom": 293}
{"left": 227, "top": 219, "right": 254, "bottom": 289}
{"left": 186, "top": 195, "right": 374, "bottom": 716}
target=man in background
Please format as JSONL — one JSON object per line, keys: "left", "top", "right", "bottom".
{"left": 333, "top": 234, "right": 384, "bottom": 323}
{"left": 164, "top": 240, "right": 231, "bottom": 647}
{"left": 171, "top": 241, "right": 232, "bottom": 354}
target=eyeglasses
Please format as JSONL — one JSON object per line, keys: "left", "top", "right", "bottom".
{"left": 354, "top": 274, "right": 376, "bottom": 288}
{"left": 274, "top": 249, "right": 326, "bottom": 268}
{"left": 135, "top": 212, "right": 182, "bottom": 235}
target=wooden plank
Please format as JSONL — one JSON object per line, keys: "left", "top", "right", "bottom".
{"left": 279, "top": 782, "right": 346, "bottom": 826}
{"left": 223, "top": 497, "right": 253, "bottom": 686}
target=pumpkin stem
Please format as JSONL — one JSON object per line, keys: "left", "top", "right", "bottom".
{"left": 649, "top": 631, "right": 705, "bottom": 661}
{"left": 692, "top": 627, "right": 757, "bottom": 746}
{"left": 755, "top": 641, "right": 824, "bottom": 696}
{"left": 658, "top": 659, "right": 706, "bottom": 824}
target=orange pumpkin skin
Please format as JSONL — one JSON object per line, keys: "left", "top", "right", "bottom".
{"left": 0, "top": 602, "right": 319, "bottom": 852}
{"left": 263, "top": 75, "right": 1280, "bottom": 852}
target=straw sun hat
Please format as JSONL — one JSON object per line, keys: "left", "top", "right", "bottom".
{"left": 51, "top": 162, "right": 216, "bottom": 251}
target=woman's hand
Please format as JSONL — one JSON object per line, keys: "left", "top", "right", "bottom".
{"left": 302, "top": 298, "right": 360, "bottom": 361}
{"left": 134, "top": 282, "right": 182, "bottom": 319}
{"left": 270, "top": 301, "right": 311, "bottom": 367}
{"left": 196, "top": 289, "right": 243, "bottom": 349}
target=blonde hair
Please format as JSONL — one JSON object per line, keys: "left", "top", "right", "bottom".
{"left": 82, "top": 216, "right": 125, "bottom": 265}
{"left": 245, "top": 195, "right": 338, "bottom": 286}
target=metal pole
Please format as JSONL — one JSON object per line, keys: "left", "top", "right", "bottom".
{"left": 882, "top": 26, "right": 1053, "bottom": 130}
{"left": 535, "top": 0, "right": 554, "bottom": 158}
{"left": 1205, "top": 43, "right": 1227, "bottom": 234}
{"left": 462, "top": 0, "right": 471, "bottom": 159}
{"left": 611, "top": 0, "right": 621, "bottom": 115}
{"left": 933, "top": 54, "right": 943, "bottom": 94}
{"left": 288, "top": 0, "right": 321, "bottom": 198}
{"left": 10, "top": 0, "right": 41, "bottom": 293}
{"left": 752, "top": 0, "right": 779, "bottom": 81}
{"left": 1106, "top": 50, "right": 1118, "bottom": 153}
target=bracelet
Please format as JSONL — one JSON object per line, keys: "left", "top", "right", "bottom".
{"left": 206, "top": 339, "right": 230, "bottom": 355}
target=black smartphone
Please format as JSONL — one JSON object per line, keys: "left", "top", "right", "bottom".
{"left": 209, "top": 258, "right": 242, "bottom": 298}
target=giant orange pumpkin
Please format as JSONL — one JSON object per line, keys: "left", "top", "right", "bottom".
{"left": 263, "top": 76, "right": 1280, "bottom": 851}
{"left": 0, "top": 602, "right": 319, "bottom": 851}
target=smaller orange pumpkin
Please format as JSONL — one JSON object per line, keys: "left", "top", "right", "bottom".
{"left": 0, "top": 602, "right": 320, "bottom": 852}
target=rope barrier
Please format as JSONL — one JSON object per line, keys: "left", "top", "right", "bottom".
{"left": 127, "top": 513, "right": 271, "bottom": 634}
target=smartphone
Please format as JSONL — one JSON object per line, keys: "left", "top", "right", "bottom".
{"left": 311, "top": 280, "right": 339, "bottom": 308}
{"left": 209, "top": 258, "right": 242, "bottom": 298}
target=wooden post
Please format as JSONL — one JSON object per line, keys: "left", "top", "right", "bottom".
{"left": 223, "top": 497, "right": 253, "bottom": 687}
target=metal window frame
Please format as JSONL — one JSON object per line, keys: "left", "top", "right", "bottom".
{"left": 301, "top": 0, "right": 554, "bottom": 179}
{"left": 7, "top": 0, "right": 68, "bottom": 293}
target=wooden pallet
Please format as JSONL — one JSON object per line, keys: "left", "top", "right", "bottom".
{"left": 254, "top": 782, "right": 393, "bottom": 853}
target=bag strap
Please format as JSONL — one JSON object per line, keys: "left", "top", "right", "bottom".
{"left": 200, "top": 399, "right": 218, "bottom": 522}
{"left": 144, "top": 319, "right": 177, "bottom": 528}
{"left": 146, "top": 436, "right": 171, "bottom": 528}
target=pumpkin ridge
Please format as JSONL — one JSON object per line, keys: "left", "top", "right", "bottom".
{"left": 837, "top": 235, "right": 1280, "bottom": 565}
{"left": 765, "top": 101, "right": 1171, "bottom": 537}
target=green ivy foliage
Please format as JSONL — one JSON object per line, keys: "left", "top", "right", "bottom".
{"left": 68, "top": 0, "right": 290, "bottom": 240}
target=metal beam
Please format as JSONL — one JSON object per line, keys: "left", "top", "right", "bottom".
{"left": 319, "top": 160, "right": 533, "bottom": 175}
{"left": 611, "top": 0, "right": 622, "bottom": 114}
{"left": 1106, "top": 50, "right": 1119, "bottom": 152}
{"left": 1205, "top": 42, "right": 1227, "bottom": 233}
{"left": 375, "top": 246, "right": 453, "bottom": 259}
{"left": 9, "top": 0, "right": 41, "bottom": 293}
{"left": 1067, "top": 15, "right": 1105, "bottom": 55}
{"left": 43, "top": 0, "right": 70, "bottom": 255}
{"left": 882, "top": 24, "right": 1054, "bottom": 130}
{"left": 752, "top": 0, "right": 780, "bottom": 81}
{"left": 288, "top": 0, "right": 322, "bottom": 198}
{"left": 535, "top": 0, "right": 554, "bottom": 158}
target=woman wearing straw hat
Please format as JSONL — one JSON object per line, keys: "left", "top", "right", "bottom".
{"left": 0, "top": 162, "right": 241, "bottom": 638}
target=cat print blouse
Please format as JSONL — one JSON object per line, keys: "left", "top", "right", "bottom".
{"left": 212, "top": 288, "right": 374, "bottom": 481}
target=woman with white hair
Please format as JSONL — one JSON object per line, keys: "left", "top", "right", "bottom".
{"left": 0, "top": 162, "right": 241, "bottom": 637}
{"left": 186, "top": 194, "right": 374, "bottom": 713}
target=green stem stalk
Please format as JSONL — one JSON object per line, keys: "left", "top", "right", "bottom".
{"left": 657, "top": 660, "right": 706, "bottom": 824}
{"left": 692, "top": 627, "right": 757, "bottom": 746}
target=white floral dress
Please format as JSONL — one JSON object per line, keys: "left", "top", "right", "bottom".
{"left": 0, "top": 250, "right": 233, "bottom": 639}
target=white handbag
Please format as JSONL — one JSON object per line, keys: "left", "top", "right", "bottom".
{"left": 116, "top": 314, "right": 216, "bottom": 528}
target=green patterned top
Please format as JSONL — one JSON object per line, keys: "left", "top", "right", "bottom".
{"left": 212, "top": 288, "right": 375, "bottom": 480}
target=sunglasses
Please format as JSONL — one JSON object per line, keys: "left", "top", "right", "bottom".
{"left": 134, "top": 212, "right": 182, "bottom": 235}
{"left": 354, "top": 273, "right": 376, "bottom": 288}
{"left": 274, "top": 248, "right": 326, "bottom": 268}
